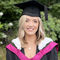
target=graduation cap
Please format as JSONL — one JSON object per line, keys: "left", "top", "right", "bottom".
{"left": 14, "top": 0, "right": 49, "bottom": 20}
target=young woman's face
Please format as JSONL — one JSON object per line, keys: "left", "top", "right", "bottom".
{"left": 23, "top": 15, "right": 39, "bottom": 36}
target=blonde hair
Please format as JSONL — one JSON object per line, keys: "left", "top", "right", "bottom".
{"left": 18, "top": 15, "right": 45, "bottom": 48}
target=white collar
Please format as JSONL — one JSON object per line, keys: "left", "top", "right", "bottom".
{"left": 11, "top": 37, "right": 53, "bottom": 50}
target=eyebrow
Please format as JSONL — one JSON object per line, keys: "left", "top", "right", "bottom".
{"left": 33, "top": 19, "right": 37, "bottom": 20}
{"left": 26, "top": 18, "right": 30, "bottom": 20}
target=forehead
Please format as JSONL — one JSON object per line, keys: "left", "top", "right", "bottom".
{"left": 26, "top": 15, "right": 39, "bottom": 20}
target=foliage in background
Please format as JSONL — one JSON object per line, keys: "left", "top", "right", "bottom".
{"left": 0, "top": 22, "right": 14, "bottom": 45}
{"left": 0, "top": 0, "right": 60, "bottom": 46}
{"left": 50, "top": 3, "right": 60, "bottom": 19}
{"left": 41, "top": 12, "right": 60, "bottom": 41}
{"left": 37, "top": 0, "right": 60, "bottom": 6}
{"left": 0, "top": 1, "right": 60, "bottom": 60}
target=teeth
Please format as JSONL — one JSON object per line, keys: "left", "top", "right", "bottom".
{"left": 27, "top": 28, "right": 33, "bottom": 30}
{"left": 28, "top": 29, "right": 33, "bottom": 30}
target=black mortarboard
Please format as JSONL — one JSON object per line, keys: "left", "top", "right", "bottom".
{"left": 14, "top": 0, "right": 49, "bottom": 20}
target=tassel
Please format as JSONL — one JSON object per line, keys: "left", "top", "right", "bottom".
{"left": 44, "top": 5, "right": 48, "bottom": 20}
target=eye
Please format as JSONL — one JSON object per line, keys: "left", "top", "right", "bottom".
{"left": 25, "top": 18, "right": 30, "bottom": 22}
{"left": 26, "top": 20, "right": 29, "bottom": 22}
{"left": 33, "top": 20, "right": 38, "bottom": 23}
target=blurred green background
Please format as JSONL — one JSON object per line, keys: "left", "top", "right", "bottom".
{"left": 0, "top": 0, "right": 60, "bottom": 60}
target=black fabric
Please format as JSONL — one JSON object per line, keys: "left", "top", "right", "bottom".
{"left": 47, "top": 47, "right": 58, "bottom": 60}
{"left": 6, "top": 46, "right": 58, "bottom": 60}
{"left": 14, "top": 0, "right": 49, "bottom": 20}
{"left": 22, "top": 6, "right": 41, "bottom": 17}
{"left": 6, "top": 48, "right": 19, "bottom": 60}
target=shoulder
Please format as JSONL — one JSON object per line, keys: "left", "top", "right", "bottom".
{"left": 6, "top": 37, "right": 21, "bottom": 49}
{"left": 38, "top": 37, "right": 53, "bottom": 50}
{"left": 6, "top": 46, "right": 20, "bottom": 60}
{"left": 38, "top": 37, "right": 58, "bottom": 52}
{"left": 46, "top": 47, "right": 58, "bottom": 60}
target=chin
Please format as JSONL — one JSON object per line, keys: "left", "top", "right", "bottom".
{"left": 26, "top": 32, "right": 36, "bottom": 36}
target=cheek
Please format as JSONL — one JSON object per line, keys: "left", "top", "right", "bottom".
{"left": 34, "top": 23, "right": 39, "bottom": 30}
{"left": 23, "top": 23, "right": 27, "bottom": 30}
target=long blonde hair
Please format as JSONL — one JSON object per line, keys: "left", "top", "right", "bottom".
{"left": 18, "top": 15, "right": 45, "bottom": 48}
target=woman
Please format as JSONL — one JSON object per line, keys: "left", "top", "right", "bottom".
{"left": 6, "top": 0, "right": 58, "bottom": 60}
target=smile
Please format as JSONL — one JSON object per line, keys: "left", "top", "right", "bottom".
{"left": 27, "top": 28, "right": 34, "bottom": 31}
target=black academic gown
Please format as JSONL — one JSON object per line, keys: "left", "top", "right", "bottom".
{"left": 6, "top": 43, "right": 58, "bottom": 60}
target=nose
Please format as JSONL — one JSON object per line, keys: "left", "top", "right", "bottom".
{"left": 28, "top": 21, "right": 34, "bottom": 27}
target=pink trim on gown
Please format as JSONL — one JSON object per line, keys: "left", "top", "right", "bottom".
{"left": 6, "top": 42, "right": 58, "bottom": 60}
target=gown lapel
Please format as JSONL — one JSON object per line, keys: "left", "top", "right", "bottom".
{"left": 6, "top": 42, "right": 58, "bottom": 60}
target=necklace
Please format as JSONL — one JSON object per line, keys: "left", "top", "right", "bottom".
{"left": 28, "top": 47, "right": 31, "bottom": 50}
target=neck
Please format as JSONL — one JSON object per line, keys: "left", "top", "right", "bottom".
{"left": 25, "top": 34, "right": 37, "bottom": 45}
